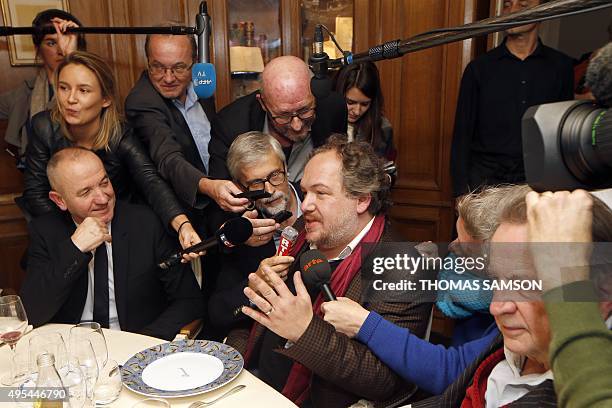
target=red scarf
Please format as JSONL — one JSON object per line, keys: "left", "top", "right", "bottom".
{"left": 461, "top": 348, "right": 505, "bottom": 408}
{"left": 281, "top": 214, "right": 387, "bottom": 405}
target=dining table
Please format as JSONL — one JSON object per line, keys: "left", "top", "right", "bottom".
{"left": 0, "top": 324, "right": 297, "bottom": 407}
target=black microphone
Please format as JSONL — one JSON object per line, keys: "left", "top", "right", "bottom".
{"left": 299, "top": 249, "right": 336, "bottom": 301}
{"left": 309, "top": 25, "right": 333, "bottom": 100}
{"left": 159, "top": 217, "right": 253, "bottom": 269}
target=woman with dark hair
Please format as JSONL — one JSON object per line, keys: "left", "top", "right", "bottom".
{"left": 336, "top": 61, "right": 396, "bottom": 161}
{"left": 23, "top": 51, "right": 202, "bottom": 255}
{"left": 0, "top": 9, "right": 86, "bottom": 166}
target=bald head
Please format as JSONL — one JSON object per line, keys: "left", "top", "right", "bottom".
{"left": 47, "top": 147, "right": 102, "bottom": 193}
{"left": 47, "top": 147, "right": 115, "bottom": 224}
{"left": 261, "top": 56, "right": 313, "bottom": 104}
{"left": 258, "top": 56, "right": 316, "bottom": 144}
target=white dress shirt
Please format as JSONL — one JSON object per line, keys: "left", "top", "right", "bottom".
{"left": 79, "top": 224, "right": 120, "bottom": 330}
{"left": 485, "top": 347, "right": 553, "bottom": 408}
{"left": 311, "top": 216, "right": 376, "bottom": 262}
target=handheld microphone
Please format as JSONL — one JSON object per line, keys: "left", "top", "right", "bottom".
{"left": 299, "top": 249, "right": 336, "bottom": 301}
{"left": 159, "top": 217, "right": 253, "bottom": 269}
{"left": 193, "top": 1, "right": 217, "bottom": 99}
{"left": 275, "top": 226, "right": 299, "bottom": 257}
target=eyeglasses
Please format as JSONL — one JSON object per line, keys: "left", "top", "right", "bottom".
{"left": 259, "top": 96, "right": 316, "bottom": 126}
{"left": 148, "top": 62, "right": 193, "bottom": 77}
{"left": 242, "top": 169, "right": 287, "bottom": 192}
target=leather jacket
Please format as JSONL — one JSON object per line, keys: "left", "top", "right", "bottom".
{"left": 23, "top": 110, "right": 184, "bottom": 227}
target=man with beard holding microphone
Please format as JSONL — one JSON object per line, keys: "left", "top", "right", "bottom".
{"left": 207, "top": 131, "right": 303, "bottom": 337}
{"left": 233, "top": 136, "right": 432, "bottom": 408}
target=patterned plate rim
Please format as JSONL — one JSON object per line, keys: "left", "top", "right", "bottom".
{"left": 120, "top": 339, "right": 244, "bottom": 398}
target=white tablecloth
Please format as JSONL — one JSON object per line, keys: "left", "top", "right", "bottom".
{"left": 0, "top": 324, "right": 297, "bottom": 407}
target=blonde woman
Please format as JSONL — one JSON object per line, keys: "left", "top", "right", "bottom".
{"left": 23, "top": 51, "right": 200, "bottom": 253}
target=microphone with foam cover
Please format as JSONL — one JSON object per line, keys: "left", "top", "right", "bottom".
{"left": 159, "top": 217, "right": 253, "bottom": 269}
{"left": 192, "top": 63, "right": 216, "bottom": 99}
{"left": 299, "top": 249, "right": 336, "bottom": 301}
{"left": 193, "top": 1, "right": 216, "bottom": 99}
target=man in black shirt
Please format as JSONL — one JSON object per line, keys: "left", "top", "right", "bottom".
{"left": 450, "top": 0, "right": 574, "bottom": 197}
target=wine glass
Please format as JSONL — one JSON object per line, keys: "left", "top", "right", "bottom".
{"left": 69, "top": 321, "right": 108, "bottom": 370}
{"left": 0, "top": 295, "right": 28, "bottom": 385}
{"left": 71, "top": 339, "right": 99, "bottom": 406}
{"left": 0, "top": 295, "right": 28, "bottom": 349}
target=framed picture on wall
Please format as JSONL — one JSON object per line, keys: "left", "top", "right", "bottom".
{"left": 0, "top": 0, "right": 70, "bottom": 66}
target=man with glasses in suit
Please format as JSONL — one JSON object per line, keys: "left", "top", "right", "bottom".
{"left": 125, "top": 29, "right": 250, "bottom": 219}
{"left": 209, "top": 55, "right": 347, "bottom": 184}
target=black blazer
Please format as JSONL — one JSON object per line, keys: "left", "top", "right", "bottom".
{"left": 209, "top": 91, "right": 347, "bottom": 180}
{"left": 23, "top": 111, "right": 184, "bottom": 228}
{"left": 413, "top": 335, "right": 557, "bottom": 407}
{"left": 125, "top": 71, "right": 216, "bottom": 210}
{"left": 20, "top": 201, "right": 204, "bottom": 341}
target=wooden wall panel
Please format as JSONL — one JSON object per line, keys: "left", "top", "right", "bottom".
{"left": 364, "top": 0, "right": 489, "bottom": 243}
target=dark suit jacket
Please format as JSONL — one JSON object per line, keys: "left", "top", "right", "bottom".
{"left": 413, "top": 334, "right": 557, "bottom": 407}
{"left": 209, "top": 91, "right": 347, "bottom": 180}
{"left": 125, "top": 72, "right": 216, "bottom": 210}
{"left": 226, "top": 221, "right": 433, "bottom": 408}
{"left": 20, "top": 201, "right": 204, "bottom": 341}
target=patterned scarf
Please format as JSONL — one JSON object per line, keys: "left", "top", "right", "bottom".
{"left": 281, "top": 214, "right": 387, "bottom": 405}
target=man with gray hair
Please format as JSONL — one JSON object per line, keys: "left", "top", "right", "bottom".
{"left": 210, "top": 55, "right": 347, "bottom": 183}
{"left": 208, "top": 131, "right": 303, "bottom": 336}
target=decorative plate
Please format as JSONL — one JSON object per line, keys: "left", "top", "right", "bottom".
{"left": 120, "top": 340, "right": 244, "bottom": 398}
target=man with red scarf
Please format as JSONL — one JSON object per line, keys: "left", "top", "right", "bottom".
{"left": 233, "top": 136, "right": 432, "bottom": 407}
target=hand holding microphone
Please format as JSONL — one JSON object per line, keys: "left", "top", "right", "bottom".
{"left": 159, "top": 216, "right": 253, "bottom": 269}
{"left": 299, "top": 249, "right": 336, "bottom": 301}
{"left": 250, "top": 225, "right": 299, "bottom": 284}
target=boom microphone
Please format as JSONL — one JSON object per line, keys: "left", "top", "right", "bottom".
{"left": 159, "top": 217, "right": 253, "bottom": 269}
{"left": 192, "top": 1, "right": 217, "bottom": 99}
{"left": 299, "top": 249, "right": 336, "bottom": 301}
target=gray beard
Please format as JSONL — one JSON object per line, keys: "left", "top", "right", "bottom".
{"left": 256, "top": 190, "right": 289, "bottom": 217}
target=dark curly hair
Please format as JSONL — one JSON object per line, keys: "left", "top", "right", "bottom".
{"left": 310, "top": 134, "right": 392, "bottom": 215}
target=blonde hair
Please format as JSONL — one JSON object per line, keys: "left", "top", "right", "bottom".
{"left": 456, "top": 185, "right": 531, "bottom": 241}
{"left": 51, "top": 51, "right": 122, "bottom": 151}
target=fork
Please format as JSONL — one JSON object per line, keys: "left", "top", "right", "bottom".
{"left": 188, "top": 385, "right": 246, "bottom": 407}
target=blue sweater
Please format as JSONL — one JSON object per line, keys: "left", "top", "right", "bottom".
{"left": 356, "top": 311, "right": 499, "bottom": 394}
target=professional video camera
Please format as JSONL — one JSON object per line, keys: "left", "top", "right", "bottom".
{"left": 523, "top": 100, "right": 611, "bottom": 192}
{"left": 522, "top": 41, "right": 612, "bottom": 192}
